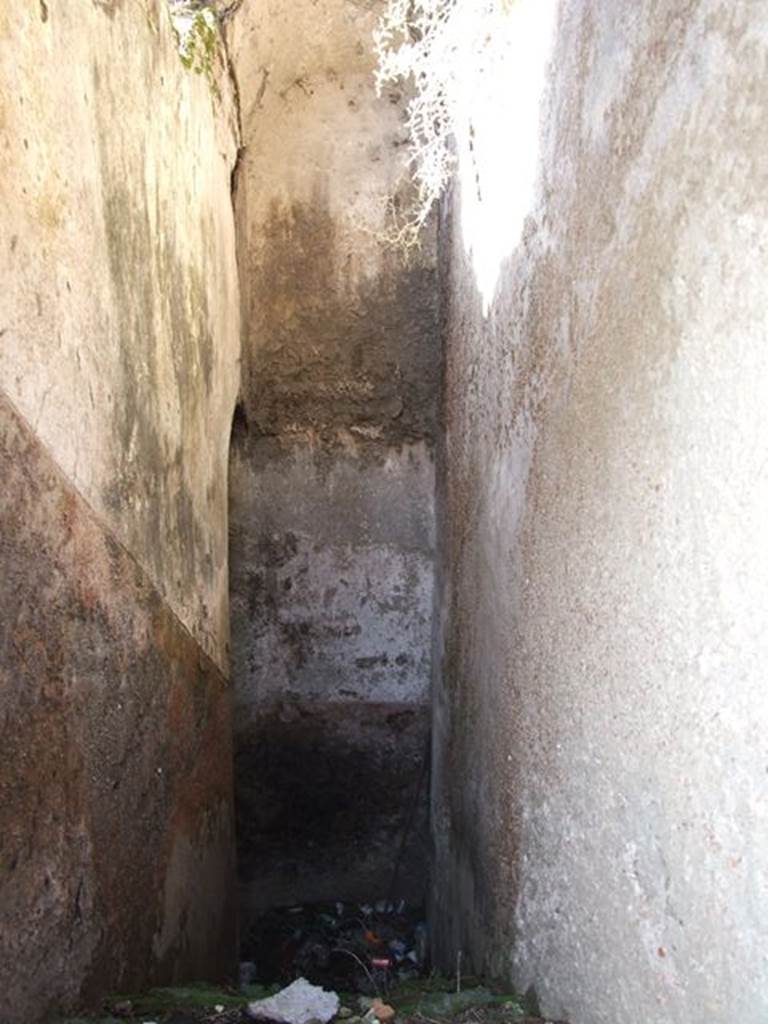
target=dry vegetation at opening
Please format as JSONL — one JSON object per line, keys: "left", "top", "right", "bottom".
{"left": 374, "top": 0, "right": 512, "bottom": 252}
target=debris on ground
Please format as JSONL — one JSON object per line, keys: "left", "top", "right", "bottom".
{"left": 59, "top": 976, "right": 566, "bottom": 1024}
{"left": 58, "top": 901, "right": 566, "bottom": 1024}
{"left": 241, "top": 900, "right": 427, "bottom": 994}
{"left": 246, "top": 978, "right": 339, "bottom": 1024}
{"left": 367, "top": 998, "right": 396, "bottom": 1023}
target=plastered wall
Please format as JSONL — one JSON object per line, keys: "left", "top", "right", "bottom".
{"left": 228, "top": 0, "right": 438, "bottom": 910}
{"left": 432, "top": 2, "right": 768, "bottom": 1022}
{"left": 0, "top": 3, "right": 240, "bottom": 1019}
{"left": 0, "top": 0, "right": 240, "bottom": 668}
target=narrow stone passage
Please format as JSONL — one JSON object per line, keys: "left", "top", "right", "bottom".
{"left": 2, "top": 2, "right": 768, "bottom": 1024}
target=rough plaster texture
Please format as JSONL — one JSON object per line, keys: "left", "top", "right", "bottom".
{"left": 230, "top": 441, "right": 435, "bottom": 711}
{"left": 0, "top": 394, "right": 236, "bottom": 1024}
{"left": 0, "top": 0, "right": 240, "bottom": 668}
{"left": 229, "top": 0, "right": 437, "bottom": 908}
{"left": 432, "top": 2, "right": 768, "bottom": 1022}
{"left": 0, "top": 4, "right": 239, "bottom": 1019}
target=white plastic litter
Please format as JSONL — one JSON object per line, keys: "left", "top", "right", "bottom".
{"left": 247, "top": 978, "right": 340, "bottom": 1024}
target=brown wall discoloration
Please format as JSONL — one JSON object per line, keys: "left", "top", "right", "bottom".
{"left": 0, "top": 7, "right": 240, "bottom": 1014}
{"left": 0, "top": 393, "right": 236, "bottom": 1024}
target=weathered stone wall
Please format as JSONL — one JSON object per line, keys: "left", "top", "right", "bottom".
{"left": 0, "top": 394, "right": 236, "bottom": 1022}
{"left": 0, "top": 0, "right": 240, "bottom": 668}
{"left": 228, "top": 0, "right": 438, "bottom": 909}
{"left": 0, "top": 3, "right": 240, "bottom": 1020}
{"left": 433, "top": 3, "right": 768, "bottom": 1022}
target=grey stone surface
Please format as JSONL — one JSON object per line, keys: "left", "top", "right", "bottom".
{"left": 230, "top": 441, "right": 434, "bottom": 712}
{"left": 229, "top": 0, "right": 438, "bottom": 908}
{"left": 432, "top": 3, "right": 768, "bottom": 1023}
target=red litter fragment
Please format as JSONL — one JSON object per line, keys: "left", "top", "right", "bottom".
{"left": 371, "top": 958, "right": 392, "bottom": 969}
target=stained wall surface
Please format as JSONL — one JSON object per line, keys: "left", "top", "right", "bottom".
{"left": 0, "top": 3, "right": 240, "bottom": 1019}
{"left": 0, "top": 0, "right": 240, "bottom": 667}
{"left": 228, "top": 0, "right": 438, "bottom": 910}
{"left": 432, "top": 3, "right": 768, "bottom": 1022}
{"left": 0, "top": 394, "right": 236, "bottom": 1022}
